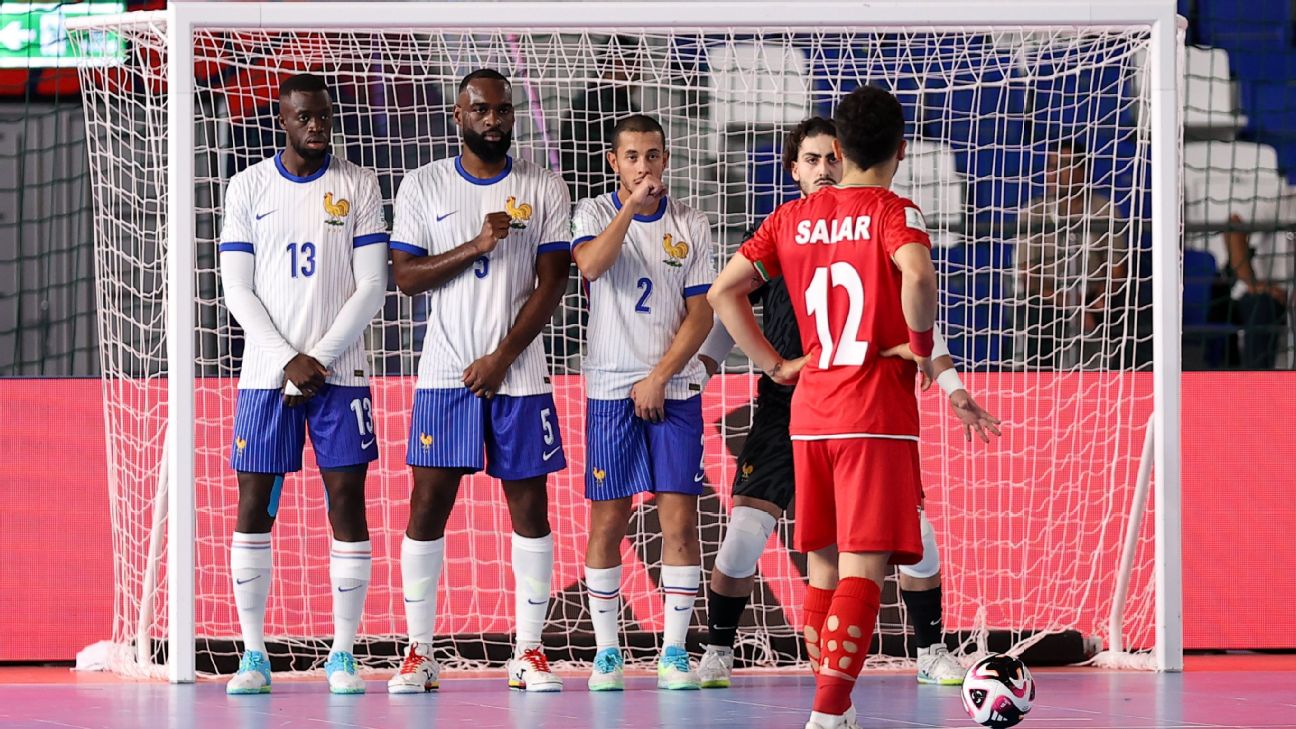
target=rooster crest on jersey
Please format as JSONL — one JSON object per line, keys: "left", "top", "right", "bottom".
{"left": 740, "top": 462, "right": 754, "bottom": 480}
{"left": 506, "top": 196, "right": 533, "bottom": 229}
{"left": 419, "top": 432, "right": 433, "bottom": 451}
{"left": 235, "top": 436, "right": 247, "bottom": 451}
{"left": 662, "top": 233, "right": 689, "bottom": 267}
{"left": 593, "top": 467, "right": 607, "bottom": 484}
{"left": 323, "top": 192, "right": 350, "bottom": 226}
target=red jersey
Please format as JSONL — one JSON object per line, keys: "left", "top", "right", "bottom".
{"left": 739, "top": 185, "right": 933, "bottom": 439}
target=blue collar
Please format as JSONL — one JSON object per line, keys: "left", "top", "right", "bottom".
{"left": 455, "top": 155, "right": 513, "bottom": 185}
{"left": 274, "top": 151, "right": 331, "bottom": 183}
{"left": 611, "top": 191, "right": 668, "bottom": 223}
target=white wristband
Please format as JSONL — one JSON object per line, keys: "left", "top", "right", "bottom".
{"left": 936, "top": 368, "right": 964, "bottom": 397}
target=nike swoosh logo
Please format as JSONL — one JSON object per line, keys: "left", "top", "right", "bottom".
{"left": 403, "top": 597, "right": 425, "bottom": 604}
{"left": 542, "top": 447, "right": 561, "bottom": 461}
{"left": 597, "top": 609, "right": 613, "bottom": 614}
{"left": 930, "top": 619, "right": 941, "bottom": 626}
{"left": 693, "top": 471, "right": 704, "bottom": 483}
{"left": 436, "top": 211, "right": 457, "bottom": 222}
{"left": 338, "top": 585, "right": 363, "bottom": 593}
{"left": 673, "top": 606, "right": 691, "bottom": 612}
{"left": 361, "top": 438, "right": 375, "bottom": 449}
{"left": 527, "top": 598, "right": 547, "bottom": 605}
{"left": 235, "top": 575, "right": 261, "bottom": 585}
{"left": 255, "top": 210, "right": 276, "bottom": 220}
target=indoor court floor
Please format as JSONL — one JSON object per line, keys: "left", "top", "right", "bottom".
{"left": 1, "top": 655, "right": 1293, "bottom": 729}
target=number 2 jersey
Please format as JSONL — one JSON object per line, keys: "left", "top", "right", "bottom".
{"left": 739, "top": 185, "right": 932, "bottom": 440}
{"left": 219, "top": 153, "right": 389, "bottom": 390}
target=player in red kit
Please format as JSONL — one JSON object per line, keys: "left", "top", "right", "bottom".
{"left": 707, "top": 86, "right": 938, "bottom": 729}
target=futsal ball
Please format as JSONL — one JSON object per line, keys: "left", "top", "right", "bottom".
{"left": 960, "top": 654, "right": 1035, "bottom": 728}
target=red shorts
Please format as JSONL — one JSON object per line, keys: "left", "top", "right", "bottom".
{"left": 792, "top": 437, "right": 924, "bottom": 563}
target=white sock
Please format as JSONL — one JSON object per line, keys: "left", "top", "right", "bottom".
{"left": 231, "top": 531, "right": 272, "bottom": 656}
{"left": 401, "top": 535, "right": 445, "bottom": 645}
{"left": 329, "top": 539, "right": 371, "bottom": 655}
{"left": 809, "top": 711, "right": 845, "bottom": 727}
{"left": 512, "top": 532, "right": 554, "bottom": 653}
{"left": 661, "top": 564, "right": 700, "bottom": 650}
{"left": 585, "top": 565, "right": 622, "bottom": 651}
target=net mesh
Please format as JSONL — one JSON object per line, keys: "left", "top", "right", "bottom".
{"left": 73, "top": 22, "right": 1161, "bottom": 676}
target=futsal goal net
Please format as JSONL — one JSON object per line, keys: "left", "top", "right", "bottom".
{"left": 69, "top": 1, "right": 1183, "bottom": 681}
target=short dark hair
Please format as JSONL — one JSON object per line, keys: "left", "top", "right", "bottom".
{"left": 459, "top": 68, "right": 509, "bottom": 95}
{"left": 611, "top": 113, "right": 666, "bottom": 151}
{"left": 782, "top": 117, "right": 837, "bottom": 174}
{"left": 833, "top": 86, "right": 905, "bottom": 171}
{"left": 279, "top": 73, "right": 328, "bottom": 99}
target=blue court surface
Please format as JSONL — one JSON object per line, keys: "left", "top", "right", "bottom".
{"left": 2, "top": 656, "right": 1294, "bottom": 729}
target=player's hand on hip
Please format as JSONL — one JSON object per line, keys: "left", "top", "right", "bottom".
{"left": 880, "top": 344, "right": 935, "bottom": 389}
{"left": 881, "top": 342, "right": 916, "bottom": 361}
{"left": 630, "top": 375, "right": 667, "bottom": 423}
{"left": 767, "top": 355, "right": 809, "bottom": 386}
{"left": 474, "top": 212, "right": 512, "bottom": 254}
{"left": 283, "top": 353, "right": 328, "bottom": 399}
{"left": 949, "top": 390, "right": 1002, "bottom": 444}
{"left": 463, "top": 351, "right": 508, "bottom": 399}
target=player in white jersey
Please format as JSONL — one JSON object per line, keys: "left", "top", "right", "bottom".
{"left": 219, "top": 74, "right": 388, "bottom": 696}
{"left": 386, "top": 69, "right": 571, "bottom": 694}
{"left": 571, "top": 114, "right": 716, "bottom": 692}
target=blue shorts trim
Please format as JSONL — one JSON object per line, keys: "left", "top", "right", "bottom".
{"left": 584, "top": 395, "right": 704, "bottom": 501}
{"left": 406, "top": 388, "right": 566, "bottom": 480}
{"left": 230, "top": 385, "right": 379, "bottom": 474}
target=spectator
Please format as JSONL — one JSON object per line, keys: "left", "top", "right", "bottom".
{"left": 1213, "top": 213, "right": 1289, "bottom": 368}
{"left": 1013, "top": 139, "right": 1134, "bottom": 370}
{"left": 559, "top": 35, "right": 642, "bottom": 201}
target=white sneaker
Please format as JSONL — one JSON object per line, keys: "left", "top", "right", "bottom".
{"left": 804, "top": 706, "right": 861, "bottom": 729}
{"left": 508, "top": 647, "right": 563, "bottom": 692}
{"left": 916, "top": 644, "right": 964, "bottom": 685}
{"left": 698, "top": 645, "right": 733, "bottom": 688}
{"left": 587, "top": 647, "right": 625, "bottom": 692}
{"left": 387, "top": 642, "right": 440, "bottom": 694}
{"left": 226, "top": 650, "right": 271, "bottom": 695}
{"left": 325, "top": 651, "right": 365, "bottom": 695}
{"left": 656, "top": 645, "right": 700, "bottom": 690}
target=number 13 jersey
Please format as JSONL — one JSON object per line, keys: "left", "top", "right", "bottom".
{"left": 740, "top": 185, "right": 932, "bottom": 440}
{"left": 219, "top": 153, "right": 389, "bottom": 390}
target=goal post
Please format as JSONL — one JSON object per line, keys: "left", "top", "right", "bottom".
{"left": 69, "top": 0, "right": 1184, "bottom": 683}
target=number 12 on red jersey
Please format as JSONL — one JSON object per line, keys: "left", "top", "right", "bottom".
{"left": 805, "top": 262, "right": 870, "bottom": 368}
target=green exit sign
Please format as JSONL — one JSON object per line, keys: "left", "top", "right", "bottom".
{"left": 0, "top": 2, "right": 125, "bottom": 68}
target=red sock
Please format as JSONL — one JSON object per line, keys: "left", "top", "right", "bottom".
{"left": 812, "top": 577, "right": 881, "bottom": 716}
{"left": 803, "top": 586, "right": 834, "bottom": 674}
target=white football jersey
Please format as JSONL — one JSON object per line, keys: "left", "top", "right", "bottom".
{"left": 390, "top": 156, "right": 570, "bottom": 396}
{"left": 572, "top": 194, "right": 716, "bottom": 400}
{"left": 219, "top": 153, "right": 388, "bottom": 389}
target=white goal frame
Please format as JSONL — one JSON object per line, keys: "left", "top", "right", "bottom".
{"left": 71, "top": 0, "right": 1184, "bottom": 683}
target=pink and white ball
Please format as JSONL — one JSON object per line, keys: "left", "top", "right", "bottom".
{"left": 960, "top": 654, "right": 1035, "bottom": 728}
